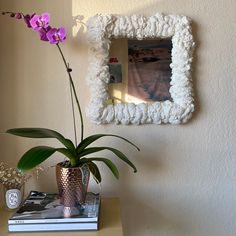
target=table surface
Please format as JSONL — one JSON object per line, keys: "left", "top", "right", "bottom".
{"left": 0, "top": 198, "right": 123, "bottom": 236}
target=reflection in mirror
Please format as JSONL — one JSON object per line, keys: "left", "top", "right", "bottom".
{"left": 128, "top": 39, "right": 172, "bottom": 103}
{"left": 108, "top": 39, "right": 127, "bottom": 104}
{"left": 108, "top": 39, "right": 173, "bottom": 104}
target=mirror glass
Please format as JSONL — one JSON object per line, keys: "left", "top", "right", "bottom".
{"left": 108, "top": 38, "right": 173, "bottom": 104}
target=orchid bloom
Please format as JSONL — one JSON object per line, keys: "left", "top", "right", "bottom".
{"left": 2, "top": 12, "right": 66, "bottom": 45}
{"left": 46, "top": 27, "right": 66, "bottom": 44}
{"left": 29, "top": 13, "right": 50, "bottom": 31}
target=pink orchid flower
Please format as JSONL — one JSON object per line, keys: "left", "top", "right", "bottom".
{"left": 46, "top": 27, "right": 66, "bottom": 44}
{"left": 30, "top": 13, "right": 50, "bottom": 31}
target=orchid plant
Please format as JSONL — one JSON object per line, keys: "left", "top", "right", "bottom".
{"left": 2, "top": 12, "right": 139, "bottom": 183}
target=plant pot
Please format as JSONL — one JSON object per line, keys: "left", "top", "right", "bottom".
{"left": 56, "top": 162, "right": 90, "bottom": 209}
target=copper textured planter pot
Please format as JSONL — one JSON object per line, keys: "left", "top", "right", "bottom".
{"left": 56, "top": 162, "right": 90, "bottom": 209}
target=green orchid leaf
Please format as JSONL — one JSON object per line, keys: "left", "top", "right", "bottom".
{"left": 76, "top": 134, "right": 140, "bottom": 154}
{"left": 6, "top": 128, "right": 75, "bottom": 151}
{"left": 81, "top": 157, "right": 119, "bottom": 179}
{"left": 78, "top": 147, "right": 137, "bottom": 173}
{"left": 86, "top": 161, "right": 102, "bottom": 183}
{"left": 17, "top": 146, "right": 57, "bottom": 172}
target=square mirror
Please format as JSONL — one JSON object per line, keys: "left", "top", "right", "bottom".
{"left": 87, "top": 13, "right": 195, "bottom": 125}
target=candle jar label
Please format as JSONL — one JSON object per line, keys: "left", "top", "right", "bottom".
{"left": 5, "top": 189, "right": 22, "bottom": 209}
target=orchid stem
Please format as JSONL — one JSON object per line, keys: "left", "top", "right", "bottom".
{"left": 68, "top": 62, "right": 78, "bottom": 147}
{"left": 56, "top": 44, "right": 84, "bottom": 143}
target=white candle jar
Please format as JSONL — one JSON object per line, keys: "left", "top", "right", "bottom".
{"left": 3, "top": 184, "right": 25, "bottom": 210}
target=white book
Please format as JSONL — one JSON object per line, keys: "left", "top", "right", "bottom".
{"left": 8, "top": 191, "right": 100, "bottom": 225}
{"left": 8, "top": 222, "right": 98, "bottom": 232}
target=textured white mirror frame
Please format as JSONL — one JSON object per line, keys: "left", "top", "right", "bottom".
{"left": 86, "top": 13, "right": 195, "bottom": 125}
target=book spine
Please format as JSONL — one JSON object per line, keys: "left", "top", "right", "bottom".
{"left": 8, "top": 217, "right": 97, "bottom": 224}
{"left": 8, "top": 222, "right": 98, "bottom": 232}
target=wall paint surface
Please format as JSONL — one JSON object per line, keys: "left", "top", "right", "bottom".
{"left": 0, "top": 0, "right": 236, "bottom": 235}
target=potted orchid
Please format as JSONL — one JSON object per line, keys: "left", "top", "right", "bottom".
{"left": 2, "top": 12, "right": 139, "bottom": 208}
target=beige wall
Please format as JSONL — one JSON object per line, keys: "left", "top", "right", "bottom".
{"left": 1, "top": 0, "right": 236, "bottom": 235}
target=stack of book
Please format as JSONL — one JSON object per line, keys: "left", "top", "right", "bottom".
{"left": 8, "top": 191, "right": 100, "bottom": 232}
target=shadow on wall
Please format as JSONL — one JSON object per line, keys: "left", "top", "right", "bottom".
{"left": 190, "top": 20, "right": 200, "bottom": 123}
{"left": 117, "top": 138, "right": 184, "bottom": 234}
{"left": 118, "top": 137, "right": 196, "bottom": 235}
{"left": 121, "top": 194, "right": 189, "bottom": 236}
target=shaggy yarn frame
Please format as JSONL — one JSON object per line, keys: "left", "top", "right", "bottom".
{"left": 86, "top": 13, "right": 195, "bottom": 125}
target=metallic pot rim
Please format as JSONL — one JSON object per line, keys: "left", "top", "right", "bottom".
{"left": 56, "top": 161, "right": 89, "bottom": 170}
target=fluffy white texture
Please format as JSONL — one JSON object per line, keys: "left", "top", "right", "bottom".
{"left": 86, "top": 13, "right": 195, "bottom": 125}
